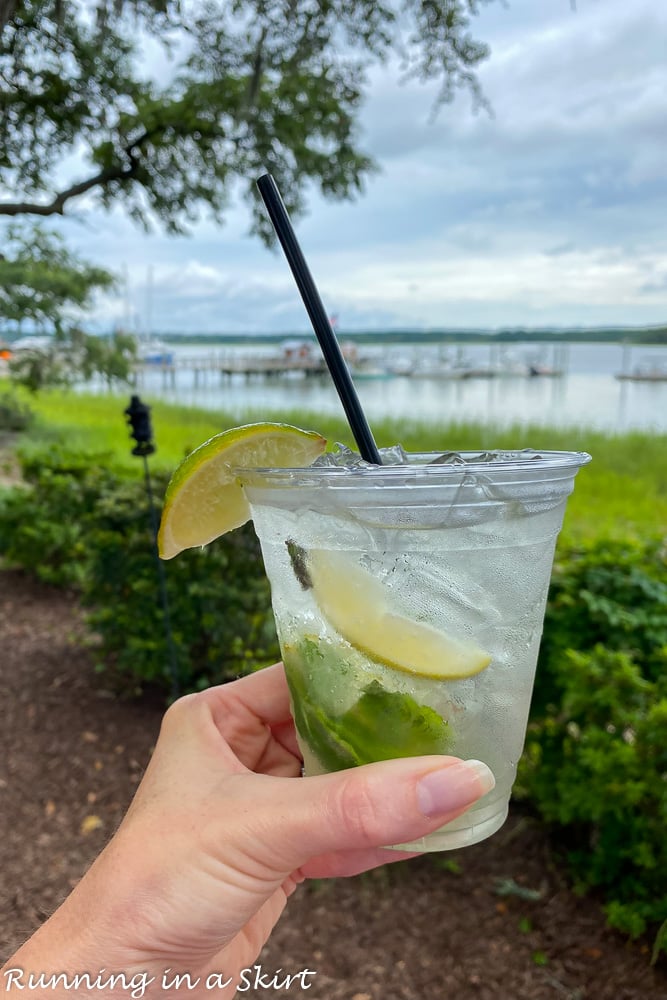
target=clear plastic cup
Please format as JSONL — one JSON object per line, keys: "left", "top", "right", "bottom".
{"left": 238, "top": 449, "right": 590, "bottom": 851}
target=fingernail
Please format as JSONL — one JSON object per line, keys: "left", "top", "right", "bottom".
{"left": 416, "top": 759, "right": 496, "bottom": 818}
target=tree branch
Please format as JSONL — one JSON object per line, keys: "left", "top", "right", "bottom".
{"left": 0, "top": 161, "right": 140, "bottom": 217}
{"left": 0, "top": 128, "right": 157, "bottom": 218}
{"left": 0, "top": 0, "right": 17, "bottom": 35}
{"left": 245, "top": 25, "right": 268, "bottom": 108}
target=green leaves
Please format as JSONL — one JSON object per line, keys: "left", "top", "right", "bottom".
{"left": 533, "top": 537, "right": 667, "bottom": 714}
{"left": 84, "top": 478, "right": 279, "bottom": 692}
{"left": 0, "top": 223, "right": 137, "bottom": 392}
{"left": 521, "top": 536, "right": 667, "bottom": 954}
{"left": 1, "top": 1, "right": 496, "bottom": 231}
{"left": 0, "top": 448, "right": 280, "bottom": 691}
{"left": 0, "top": 224, "right": 115, "bottom": 332}
{"left": 283, "top": 637, "right": 450, "bottom": 771}
{"left": 0, "top": 390, "right": 33, "bottom": 431}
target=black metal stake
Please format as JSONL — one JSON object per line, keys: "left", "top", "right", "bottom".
{"left": 142, "top": 453, "right": 180, "bottom": 702}
{"left": 124, "top": 396, "right": 179, "bottom": 700}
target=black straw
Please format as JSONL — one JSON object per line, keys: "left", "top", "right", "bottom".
{"left": 256, "top": 173, "right": 382, "bottom": 465}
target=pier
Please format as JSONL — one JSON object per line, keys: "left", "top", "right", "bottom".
{"left": 132, "top": 350, "right": 329, "bottom": 388}
{"left": 132, "top": 342, "right": 571, "bottom": 387}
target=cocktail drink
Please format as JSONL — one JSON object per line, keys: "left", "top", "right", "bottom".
{"left": 238, "top": 448, "right": 590, "bottom": 852}
{"left": 158, "top": 424, "right": 589, "bottom": 852}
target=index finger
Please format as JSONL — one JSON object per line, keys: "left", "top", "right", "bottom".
{"left": 203, "top": 661, "right": 294, "bottom": 731}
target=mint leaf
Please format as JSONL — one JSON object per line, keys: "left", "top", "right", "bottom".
{"left": 335, "top": 680, "right": 450, "bottom": 762}
{"left": 284, "top": 653, "right": 360, "bottom": 771}
{"left": 284, "top": 638, "right": 451, "bottom": 771}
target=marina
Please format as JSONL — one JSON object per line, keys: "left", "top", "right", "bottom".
{"left": 125, "top": 340, "right": 667, "bottom": 434}
{"left": 132, "top": 340, "right": 571, "bottom": 384}
{"left": 3, "top": 336, "right": 664, "bottom": 432}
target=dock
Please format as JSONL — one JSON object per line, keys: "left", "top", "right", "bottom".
{"left": 132, "top": 351, "right": 329, "bottom": 387}
{"left": 131, "top": 342, "right": 571, "bottom": 385}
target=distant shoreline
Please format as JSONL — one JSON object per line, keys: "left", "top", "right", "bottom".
{"left": 4, "top": 326, "right": 666, "bottom": 347}
{"left": 157, "top": 326, "right": 667, "bottom": 347}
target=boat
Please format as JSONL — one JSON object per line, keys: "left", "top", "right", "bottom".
{"left": 350, "top": 362, "right": 395, "bottom": 380}
{"left": 139, "top": 339, "right": 175, "bottom": 366}
{"left": 528, "top": 363, "right": 563, "bottom": 377}
{"left": 615, "top": 359, "right": 667, "bottom": 382}
{"left": 391, "top": 343, "right": 472, "bottom": 378}
{"left": 9, "top": 335, "right": 54, "bottom": 353}
{"left": 386, "top": 355, "right": 414, "bottom": 376}
{"left": 616, "top": 370, "right": 667, "bottom": 382}
{"left": 348, "top": 345, "right": 398, "bottom": 379}
{"left": 407, "top": 355, "right": 467, "bottom": 379}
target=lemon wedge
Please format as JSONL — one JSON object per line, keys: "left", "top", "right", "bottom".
{"left": 304, "top": 548, "right": 492, "bottom": 680}
{"left": 158, "top": 422, "right": 326, "bottom": 559}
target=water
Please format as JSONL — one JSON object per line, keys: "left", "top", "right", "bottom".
{"left": 125, "top": 341, "right": 667, "bottom": 433}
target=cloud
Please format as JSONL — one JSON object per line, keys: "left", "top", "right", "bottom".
{"left": 13, "top": 0, "right": 667, "bottom": 333}
{"left": 543, "top": 242, "right": 577, "bottom": 257}
{"left": 639, "top": 274, "right": 667, "bottom": 295}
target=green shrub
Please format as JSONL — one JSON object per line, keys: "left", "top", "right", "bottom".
{"left": 522, "top": 537, "right": 667, "bottom": 954}
{"left": 83, "top": 482, "right": 279, "bottom": 692}
{"left": 0, "top": 448, "right": 279, "bottom": 690}
{"left": 536, "top": 537, "right": 667, "bottom": 708}
{"left": 0, "top": 450, "right": 118, "bottom": 586}
{"left": 0, "top": 390, "right": 33, "bottom": 431}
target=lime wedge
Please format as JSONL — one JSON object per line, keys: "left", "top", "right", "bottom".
{"left": 158, "top": 422, "right": 326, "bottom": 559}
{"left": 305, "top": 549, "right": 492, "bottom": 680}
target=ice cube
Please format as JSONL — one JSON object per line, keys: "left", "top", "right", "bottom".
{"left": 312, "top": 443, "right": 365, "bottom": 468}
{"left": 312, "top": 442, "right": 410, "bottom": 468}
{"left": 378, "top": 443, "right": 410, "bottom": 465}
{"left": 428, "top": 452, "right": 467, "bottom": 466}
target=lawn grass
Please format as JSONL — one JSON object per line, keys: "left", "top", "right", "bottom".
{"left": 23, "top": 389, "right": 667, "bottom": 544}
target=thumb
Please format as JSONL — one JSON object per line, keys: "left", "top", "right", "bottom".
{"left": 234, "top": 755, "right": 495, "bottom": 873}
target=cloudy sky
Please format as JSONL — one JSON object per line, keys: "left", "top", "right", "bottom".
{"left": 54, "top": 0, "right": 667, "bottom": 334}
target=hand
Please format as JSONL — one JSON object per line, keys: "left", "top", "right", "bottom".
{"left": 3, "top": 663, "right": 494, "bottom": 997}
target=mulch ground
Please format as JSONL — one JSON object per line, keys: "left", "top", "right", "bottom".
{"left": 0, "top": 567, "right": 665, "bottom": 1000}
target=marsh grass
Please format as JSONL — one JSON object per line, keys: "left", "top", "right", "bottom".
{"left": 23, "top": 390, "right": 667, "bottom": 543}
